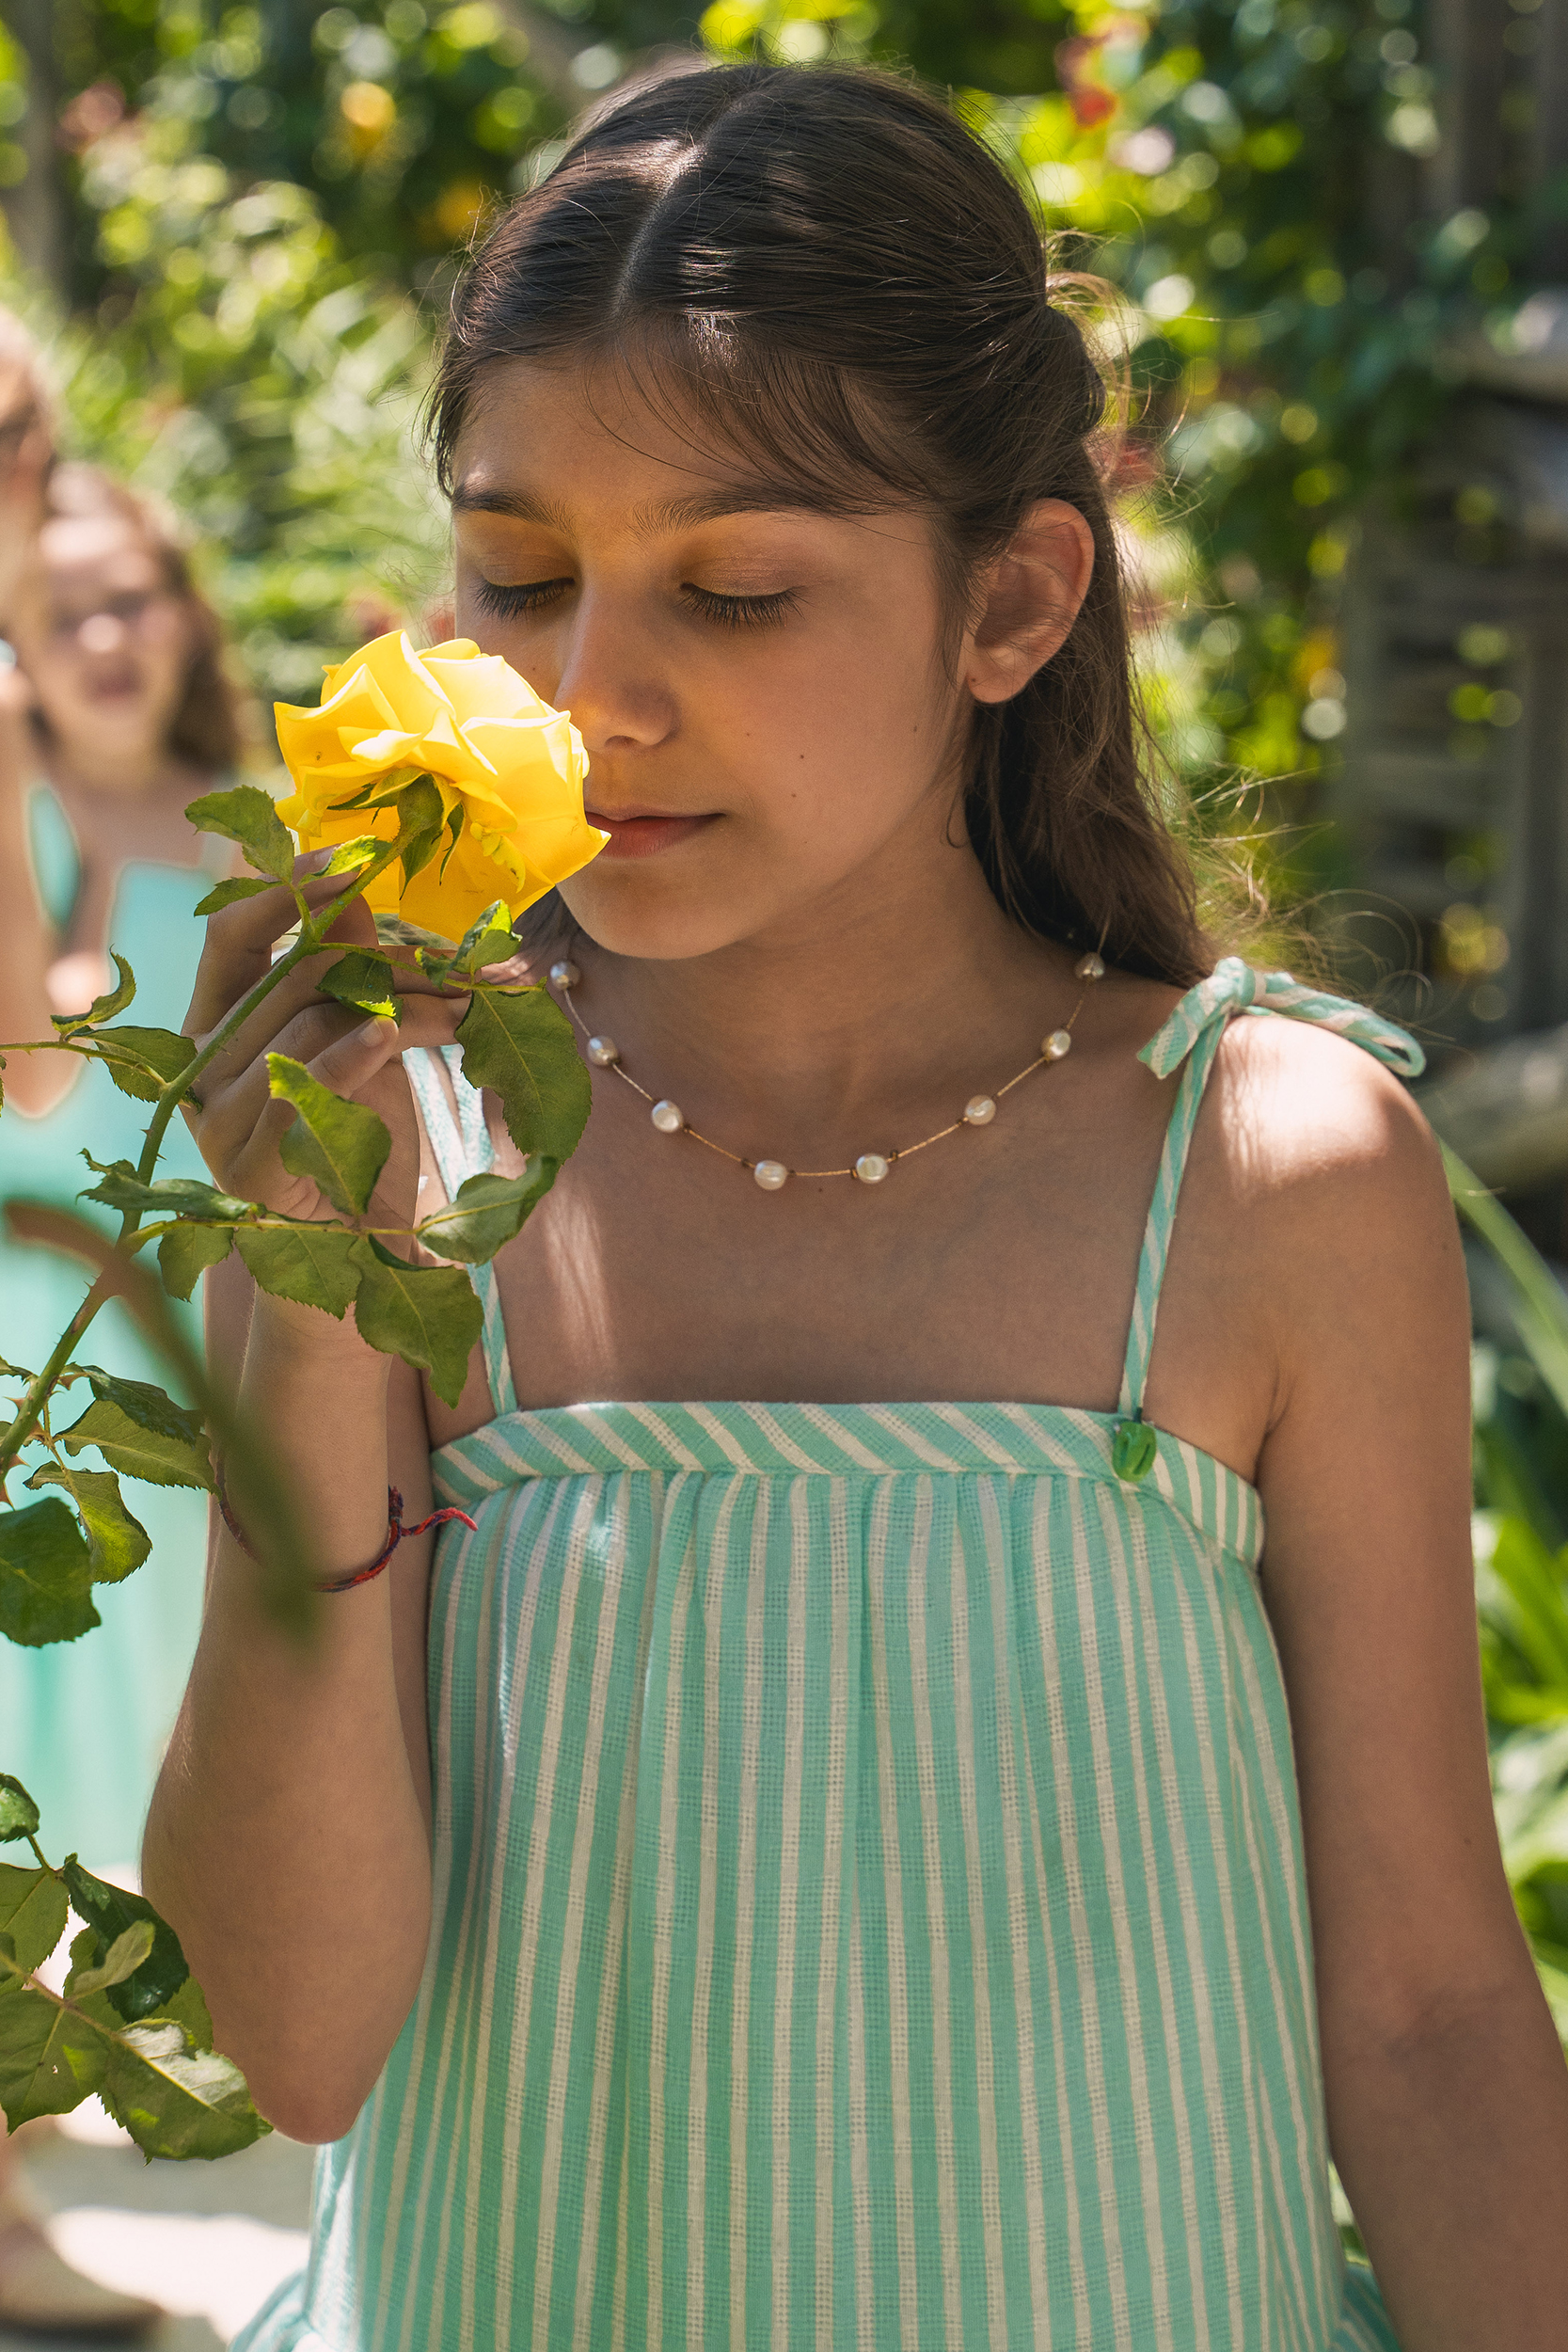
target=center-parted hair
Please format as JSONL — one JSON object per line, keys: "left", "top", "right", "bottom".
{"left": 429, "top": 62, "right": 1212, "bottom": 986}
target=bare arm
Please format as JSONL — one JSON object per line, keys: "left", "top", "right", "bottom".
{"left": 1248, "top": 1027, "right": 1568, "bottom": 2349}
{"left": 141, "top": 873, "right": 466, "bottom": 2141}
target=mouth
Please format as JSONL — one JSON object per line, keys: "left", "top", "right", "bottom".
{"left": 584, "top": 806, "right": 718, "bottom": 861}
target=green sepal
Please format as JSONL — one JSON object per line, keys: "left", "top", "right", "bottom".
{"left": 234, "top": 1219, "right": 366, "bottom": 1317}
{"left": 23, "top": 1466, "right": 150, "bottom": 1583}
{"left": 268, "top": 1051, "right": 392, "bottom": 1217}
{"left": 319, "top": 949, "right": 400, "bottom": 1022}
{"left": 0, "top": 1864, "right": 68, "bottom": 1977}
{"left": 50, "top": 950, "right": 136, "bottom": 1033}
{"left": 1111, "top": 1414, "right": 1159, "bottom": 1484}
{"left": 59, "top": 1858, "right": 189, "bottom": 2025}
{"left": 158, "top": 1220, "right": 236, "bottom": 1300}
{"left": 0, "top": 1777, "right": 41, "bottom": 1844}
{"left": 90, "top": 1025, "right": 199, "bottom": 1104}
{"left": 0, "top": 1499, "right": 98, "bottom": 1646}
{"left": 0, "top": 1986, "right": 109, "bottom": 2127}
{"left": 450, "top": 901, "right": 516, "bottom": 977}
{"left": 185, "top": 784, "right": 296, "bottom": 882}
{"left": 193, "top": 875, "right": 276, "bottom": 915}
{"left": 352, "top": 1233, "right": 483, "bottom": 1408}
{"left": 59, "top": 1377, "right": 212, "bottom": 1492}
{"left": 455, "top": 983, "right": 591, "bottom": 1164}
{"left": 414, "top": 1163, "right": 556, "bottom": 1265}
{"left": 102, "top": 2020, "right": 271, "bottom": 2160}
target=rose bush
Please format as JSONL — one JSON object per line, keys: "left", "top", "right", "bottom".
{"left": 274, "top": 630, "right": 606, "bottom": 942}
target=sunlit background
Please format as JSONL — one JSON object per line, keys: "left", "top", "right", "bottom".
{"left": 6, "top": 1, "right": 1568, "bottom": 2337}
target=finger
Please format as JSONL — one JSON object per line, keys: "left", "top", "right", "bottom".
{"left": 183, "top": 865, "right": 365, "bottom": 1036}
{"left": 200, "top": 1015, "right": 405, "bottom": 1206}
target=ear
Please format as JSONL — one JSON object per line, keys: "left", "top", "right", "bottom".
{"left": 963, "top": 500, "right": 1096, "bottom": 706}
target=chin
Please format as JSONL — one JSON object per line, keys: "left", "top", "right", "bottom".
{"left": 557, "top": 867, "right": 770, "bottom": 964}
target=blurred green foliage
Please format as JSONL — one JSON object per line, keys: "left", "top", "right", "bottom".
{"left": 0, "top": 0, "right": 1552, "bottom": 803}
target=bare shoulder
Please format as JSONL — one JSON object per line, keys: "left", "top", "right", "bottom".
{"left": 1199, "top": 1012, "right": 1461, "bottom": 1359}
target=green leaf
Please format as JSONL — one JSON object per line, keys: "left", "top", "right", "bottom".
{"left": 92, "top": 1025, "right": 199, "bottom": 1104}
{"left": 451, "top": 900, "right": 516, "bottom": 977}
{"left": 0, "top": 1355, "right": 36, "bottom": 1381}
{"left": 82, "top": 1373, "right": 206, "bottom": 1448}
{"left": 145, "top": 1972, "right": 214, "bottom": 2055}
{"left": 185, "top": 784, "right": 295, "bottom": 882}
{"left": 319, "top": 834, "right": 386, "bottom": 877}
{"left": 0, "top": 1778, "right": 41, "bottom": 1844}
{"left": 60, "top": 1860, "right": 189, "bottom": 2025}
{"left": 66, "top": 1919, "right": 155, "bottom": 1998}
{"left": 0, "top": 1987, "right": 108, "bottom": 2127}
{"left": 391, "top": 776, "right": 448, "bottom": 888}
{"left": 103, "top": 2020, "right": 271, "bottom": 2160}
{"left": 59, "top": 1395, "right": 213, "bottom": 1493}
{"left": 455, "top": 984, "right": 591, "bottom": 1164}
{"left": 414, "top": 1164, "right": 556, "bottom": 1265}
{"left": 0, "top": 1499, "right": 98, "bottom": 1645}
{"left": 320, "top": 949, "right": 400, "bottom": 1021}
{"left": 158, "top": 1220, "right": 236, "bottom": 1300}
{"left": 268, "top": 1052, "right": 391, "bottom": 1217}
{"left": 194, "top": 874, "right": 276, "bottom": 915}
{"left": 51, "top": 950, "right": 136, "bottom": 1033}
{"left": 24, "top": 1467, "right": 150, "bottom": 1584}
{"left": 79, "top": 1160, "right": 251, "bottom": 1223}
{"left": 0, "top": 1865, "right": 67, "bottom": 1977}
{"left": 234, "top": 1219, "right": 365, "bottom": 1317}
{"left": 352, "top": 1234, "right": 483, "bottom": 1408}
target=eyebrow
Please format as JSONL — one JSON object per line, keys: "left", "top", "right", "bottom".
{"left": 449, "top": 485, "right": 827, "bottom": 534}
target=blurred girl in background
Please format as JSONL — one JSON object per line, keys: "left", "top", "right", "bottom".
{"left": 0, "top": 392, "right": 242, "bottom": 2331}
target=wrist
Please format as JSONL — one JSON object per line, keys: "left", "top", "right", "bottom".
{"left": 246, "top": 1288, "right": 394, "bottom": 1383}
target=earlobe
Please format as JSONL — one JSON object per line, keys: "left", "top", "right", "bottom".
{"left": 965, "top": 500, "right": 1097, "bottom": 707}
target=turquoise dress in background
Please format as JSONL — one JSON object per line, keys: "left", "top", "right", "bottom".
{"left": 0, "top": 788, "right": 218, "bottom": 1871}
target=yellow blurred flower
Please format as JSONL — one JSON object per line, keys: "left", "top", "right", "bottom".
{"left": 274, "top": 630, "right": 606, "bottom": 943}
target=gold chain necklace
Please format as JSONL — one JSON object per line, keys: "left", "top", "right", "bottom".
{"left": 547, "top": 946, "right": 1105, "bottom": 1193}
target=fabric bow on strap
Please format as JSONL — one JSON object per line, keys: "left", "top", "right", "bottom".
{"left": 1138, "top": 955, "right": 1426, "bottom": 1083}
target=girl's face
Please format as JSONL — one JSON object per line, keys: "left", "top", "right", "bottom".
{"left": 13, "top": 512, "right": 193, "bottom": 779}
{"left": 451, "top": 359, "right": 975, "bottom": 961}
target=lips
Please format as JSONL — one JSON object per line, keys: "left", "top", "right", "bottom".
{"left": 583, "top": 807, "right": 716, "bottom": 860}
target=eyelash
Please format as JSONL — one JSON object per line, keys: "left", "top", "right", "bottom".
{"left": 470, "top": 578, "right": 800, "bottom": 630}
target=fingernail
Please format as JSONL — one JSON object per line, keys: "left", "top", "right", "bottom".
{"left": 358, "top": 1015, "right": 397, "bottom": 1044}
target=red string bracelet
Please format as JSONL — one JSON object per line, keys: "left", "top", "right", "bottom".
{"left": 214, "top": 1461, "right": 476, "bottom": 1594}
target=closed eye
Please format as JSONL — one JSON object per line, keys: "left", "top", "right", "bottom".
{"left": 471, "top": 576, "right": 572, "bottom": 619}
{"left": 682, "top": 585, "right": 799, "bottom": 629}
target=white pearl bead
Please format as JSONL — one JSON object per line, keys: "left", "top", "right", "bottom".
{"left": 854, "top": 1152, "right": 890, "bottom": 1184}
{"left": 752, "top": 1158, "right": 789, "bottom": 1191}
{"left": 964, "top": 1095, "right": 997, "bottom": 1125}
{"left": 1043, "top": 1029, "right": 1073, "bottom": 1061}
{"left": 548, "top": 959, "right": 580, "bottom": 988}
{"left": 1075, "top": 952, "right": 1105, "bottom": 981}
{"left": 650, "top": 1099, "right": 684, "bottom": 1134}
{"left": 587, "top": 1035, "right": 619, "bottom": 1067}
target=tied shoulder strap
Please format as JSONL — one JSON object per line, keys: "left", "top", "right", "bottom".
{"left": 1112, "top": 956, "right": 1424, "bottom": 1482}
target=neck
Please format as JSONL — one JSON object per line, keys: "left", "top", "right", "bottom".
{"left": 576, "top": 835, "right": 1076, "bottom": 1147}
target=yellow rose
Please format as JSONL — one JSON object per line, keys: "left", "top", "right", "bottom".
{"left": 273, "top": 630, "right": 606, "bottom": 943}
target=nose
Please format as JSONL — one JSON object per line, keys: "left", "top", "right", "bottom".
{"left": 78, "top": 614, "right": 126, "bottom": 656}
{"left": 549, "top": 588, "right": 675, "bottom": 759}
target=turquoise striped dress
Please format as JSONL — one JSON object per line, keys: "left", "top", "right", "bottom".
{"left": 239, "top": 959, "right": 1422, "bottom": 2352}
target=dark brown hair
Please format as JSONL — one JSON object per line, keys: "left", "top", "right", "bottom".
{"left": 430, "top": 62, "right": 1212, "bottom": 986}
{"left": 31, "top": 464, "right": 249, "bottom": 773}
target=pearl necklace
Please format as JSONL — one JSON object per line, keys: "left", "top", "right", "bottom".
{"left": 547, "top": 947, "right": 1106, "bottom": 1192}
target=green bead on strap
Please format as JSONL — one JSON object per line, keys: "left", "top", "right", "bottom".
{"left": 1112, "top": 1412, "right": 1158, "bottom": 1483}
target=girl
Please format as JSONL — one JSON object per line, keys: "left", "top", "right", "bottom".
{"left": 0, "top": 459, "right": 244, "bottom": 1865}
{"left": 149, "top": 64, "right": 1568, "bottom": 2352}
